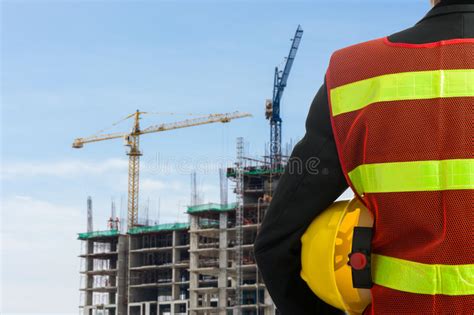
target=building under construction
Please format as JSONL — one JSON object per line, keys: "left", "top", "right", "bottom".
{"left": 78, "top": 150, "right": 285, "bottom": 315}
{"left": 78, "top": 25, "right": 303, "bottom": 315}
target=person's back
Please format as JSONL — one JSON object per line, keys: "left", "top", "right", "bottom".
{"left": 254, "top": 1, "right": 474, "bottom": 314}
{"left": 327, "top": 30, "right": 473, "bottom": 315}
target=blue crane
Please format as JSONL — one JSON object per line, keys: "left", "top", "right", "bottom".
{"left": 266, "top": 25, "right": 304, "bottom": 166}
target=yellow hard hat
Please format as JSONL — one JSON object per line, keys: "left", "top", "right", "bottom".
{"left": 300, "top": 199, "right": 373, "bottom": 315}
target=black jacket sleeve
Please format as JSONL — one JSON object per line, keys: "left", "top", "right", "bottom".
{"left": 254, "top": 80, "right": 348, "bottom": 315}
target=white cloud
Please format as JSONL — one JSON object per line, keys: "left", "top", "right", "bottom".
{"left": 200, "top": 183, "right": 219, "bottom": 194}
{"left": 140, "top": 178, "right": 183, "bottom": 192}
{"left": 1, "top": 195, "right": 82, "bottom": 239}
{"left": 0, "top": 157, "right": 231, "bottom": 180}
{"left": 1, "top": 196, "right": 83, "bottom": 313}
{"left": 0, "top": 158, "right": 128, "bottom": 180}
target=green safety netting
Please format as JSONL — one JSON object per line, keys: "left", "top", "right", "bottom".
{"left": 186, "top": 202, "right": 237, "bottom": 214}
{"left": 199, "top": 218, "right": 220, "bottom": 228}
{"left": 226, "top": 168, "right": 285, "bottom": 177}
{"left": 78, "top": 229, "right": 119, "bottom": 240}
{"left": 128, "top": 222, "right": 189, "bottom": 235}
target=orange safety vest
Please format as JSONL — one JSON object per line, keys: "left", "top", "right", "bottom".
{"left": 326, "top": 37, "right": 474, "bottom": 314}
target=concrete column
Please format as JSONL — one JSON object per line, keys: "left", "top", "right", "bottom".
{"left": 218, "top": 213, "right": 228, "bottom": 314}
{"left": 85, "top": 240, "right": 94, "bottom": 311}
{"left": 117, "top": 235, "right": 129, "bottom": 315}
{"left": 171, "top": 230, "right": 177, "bottom": 315}
{"left": 109, "top": 241, "right": 117, "bottom": 310}
{"left": 189, "top": 215, "right": 199, "bottom": 315}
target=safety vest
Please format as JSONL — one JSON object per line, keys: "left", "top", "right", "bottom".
{"left": 326, "top": 37, "right": 474, "bottom": 314}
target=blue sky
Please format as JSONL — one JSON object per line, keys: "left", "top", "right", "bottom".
{"left": 1, "top": 0, "right": 430, "bottom": 313}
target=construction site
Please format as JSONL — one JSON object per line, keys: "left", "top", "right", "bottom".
{"left": 77, "top": 26, "right": 304, "bottom": 315}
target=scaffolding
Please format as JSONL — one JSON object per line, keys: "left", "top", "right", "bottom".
{"left": 235, "top": 137, "right": 244, "bottom": 314}
{"left": 79, "top": 139, "right": 286, "bottom": 315}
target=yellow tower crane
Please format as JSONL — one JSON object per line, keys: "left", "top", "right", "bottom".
{"left": 73, "top": 110, "right": 252, "bottom": 230}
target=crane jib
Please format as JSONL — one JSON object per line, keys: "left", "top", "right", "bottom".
{"left": 72, "top": 110, "right": 251, "bottom": 230}
{"left": 269, "top": 25, "right": 304, "bottom": 165}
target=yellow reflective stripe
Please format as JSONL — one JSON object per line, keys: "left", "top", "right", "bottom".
{"left": 330, "top": 69, "right": 474, "bottom": 116}
{"left": 348, "top": 159, "right": 474, "bottom": 194}
{"left": 373, "top": 254, "right": 474, "bottom": 296}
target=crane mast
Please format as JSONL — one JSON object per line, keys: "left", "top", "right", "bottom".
{"left": 73, "top": 110, "right": 251, "bottom": 230}
{"left": 126, "top": 111, "right": 142, "bottom": 228}
{"left": 266, "top": 25, "right": 303, "bottom": 166}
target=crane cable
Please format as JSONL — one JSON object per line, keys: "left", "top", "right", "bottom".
{"left": 89, "top": 113, "right": 135, "bottom": 137}
{"left": 89, "top": 111, "right": 209, "bottom": 137}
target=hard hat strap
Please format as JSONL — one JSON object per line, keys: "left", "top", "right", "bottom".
{"left": 349, "top": 227, "right": 373, "bottom": 289}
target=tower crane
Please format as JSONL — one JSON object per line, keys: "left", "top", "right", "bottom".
{"left": 265, "top": 25, "right": 303, "bottom": 166}
{"left": 73, "top": 110, "right": 252, "bottom": 230}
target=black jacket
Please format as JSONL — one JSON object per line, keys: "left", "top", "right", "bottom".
{"left": 254, "top": 1, "right": 474, "bottom": 314}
